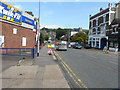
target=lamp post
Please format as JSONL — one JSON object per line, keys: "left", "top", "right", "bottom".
{"left": 37, "top": 0, "right": 40, "bottom": 56}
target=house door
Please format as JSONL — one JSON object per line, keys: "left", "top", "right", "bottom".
{"left": 101, "top": 38, "right": 107, "bottom": 50}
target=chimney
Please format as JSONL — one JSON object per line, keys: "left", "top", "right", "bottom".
{"left": 115, "top": 2, "right": 120, "bottom": 7}
{"left": 108, "top": 3, "right": 112, "bottom": 8}
{"left": 100, "top": 8, "right": 103, "bottom": 12}
{"left": 25, "top": 11, "right": 34, "bottom": 16}
{"left": 90, "top": 15, "right": 91, "bottom": 17}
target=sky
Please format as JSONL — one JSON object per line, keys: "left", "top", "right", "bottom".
{"left": 5, "top": 1, "right": 118, "bottom": 29}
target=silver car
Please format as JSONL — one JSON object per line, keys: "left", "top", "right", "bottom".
{"left": 56, "top": 43, "right": 67, "bottom": 51}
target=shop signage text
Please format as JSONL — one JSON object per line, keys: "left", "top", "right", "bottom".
{"left": 0, "top": 1, "right": 22, "bottom": 24}
{"left": 22, "top": 15, "right": 34, "bottom": 26}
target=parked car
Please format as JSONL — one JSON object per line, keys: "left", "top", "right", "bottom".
{"left": 84, "top": 44, "right": 91, "bottom": 49}
{"left": 68, "top": 44, "right": 71, "bottom": 48}
{"left": 56, "top": 41, "right": 67, "bottom": 51}
{"left": 73, "top": 43, "right": 82, "bottom": 49}
{"left": 70, "top": 42, "right": 76, "bottom": 48}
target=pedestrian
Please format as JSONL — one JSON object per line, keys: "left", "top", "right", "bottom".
{"left": 115, "top": 45, "right": 118, "bottom": 54}
{"left": 103, "top": 46, "right": 107, "bottom": 52}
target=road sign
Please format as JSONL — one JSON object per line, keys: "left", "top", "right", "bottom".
{"left": 47, "top": 48, "right": 53, "bottom": 55}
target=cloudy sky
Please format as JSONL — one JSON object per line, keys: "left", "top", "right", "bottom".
{"left": 4, "top": 0, "right": 118, "bottom": 29}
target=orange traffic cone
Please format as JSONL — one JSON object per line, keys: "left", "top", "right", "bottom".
{"left": 106, "top": 49, "right": 109, "bottom": 54}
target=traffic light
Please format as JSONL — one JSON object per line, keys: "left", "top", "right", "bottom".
{"left": 82, "top": 40, "right": 84, "bottom": 43}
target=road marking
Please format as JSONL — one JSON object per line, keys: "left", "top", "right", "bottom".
{"left": 54, "top": 51, "right": 88, "bottom": 89}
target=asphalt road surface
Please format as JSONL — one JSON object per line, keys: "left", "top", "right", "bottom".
{"left": 56, "top": 48, "right": 118, "bottom": 88}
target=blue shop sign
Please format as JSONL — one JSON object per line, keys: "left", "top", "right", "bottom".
{"left": 22, "top": 15, "right": 34, "bottom": 26}
{"left": 34, "top": 24, "right": 36, "bottom": 29}
{"left": 0, "top": 1, "right": 22, "bottom": 25}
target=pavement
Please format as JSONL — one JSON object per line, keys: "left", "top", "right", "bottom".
{"left": 83, "top": 48, "right": 118, "bottom": 56}
{"left": 0, "top": 46, "right": 70, "bottom": 88}
{"left": 2, "top": 56, "right": 22, "bottom": 72}
{"left": 55, "top": 48, "right": 118, "bottom": 88}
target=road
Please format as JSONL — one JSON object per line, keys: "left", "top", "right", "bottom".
{"left": 56, "top": 48, "right": 118, "bottom": 88}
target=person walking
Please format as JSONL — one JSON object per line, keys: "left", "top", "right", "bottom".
{"left": 115, "top": 45, "right": 118, "bottom": 54}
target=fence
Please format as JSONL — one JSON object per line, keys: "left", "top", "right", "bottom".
{"left": 0, "top": 48, "right": 35, "bottom": 58}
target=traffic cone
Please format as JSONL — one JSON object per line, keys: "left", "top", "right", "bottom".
{"left": 106, "top": 49, "right": 109, "bottom": 54}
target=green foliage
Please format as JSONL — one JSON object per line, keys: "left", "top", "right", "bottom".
{"left": 56, "top": 28, "right": 72, "bottom": 40}
{"left": 71, "top": 32, "right": 88, "bottom": 44}
{"left": 39, "top": 32, "right": 44, "bottom": 44}
{"left": 44, "top": 34, "right": 49, "bottom": 41}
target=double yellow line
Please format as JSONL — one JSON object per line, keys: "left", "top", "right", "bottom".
{"left": 54, "top": 51, "right": 88, "bottom": 89}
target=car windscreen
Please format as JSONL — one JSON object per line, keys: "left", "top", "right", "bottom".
{"left": 58, "top": 43, "right": 66, "bottom": 45}
{"left": 75, "top": 44, "right": 80, "bottom": 46}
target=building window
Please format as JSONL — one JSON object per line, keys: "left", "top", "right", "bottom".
{"left": 103, "top": 15, "right": 106, "bottom": 23}
{"left": 98, "top": 16, "right": 103, "bottom": 25}
{"left": 106, "top": 14, "right": 109, "bottom": 22}
{"left": 13, "top": 28, "right": 17, "bottom": 34}
{"left": 96, "top": 28, "right": 98, "bottom": 34}
{"left": 91, "top": 21, "right": 93, "bottom": 27}
{"left": 89, "top": 22, "right": 91, "bottom": 29}
{"left": 96, "top": 19, "right": 98, "bottom": 26}
{"left": 113, "top": 27, "right": 115, "bottom": 32}
{"left": 22, "top": 37, "right": 27, "bottom": 46}
{"left": 93, "top": 20, "right": 96, "bottom": 27}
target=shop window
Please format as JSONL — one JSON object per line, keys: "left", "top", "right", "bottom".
{"left": 114, "top": 42, "right": 118, "bottom": 47}
{"left": 110, "top": 42, "right": 114, "bottom": 48}
{"left": 13, "top": 28, "right": 17, "bottom": 34}
{"left": 97, "top": 42, "right": 99, "bottom": 46}
{"left": 22, "top": 37, "right": 26, "bottom": 46}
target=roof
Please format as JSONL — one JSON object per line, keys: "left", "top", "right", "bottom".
{"left": 90, "top": 8, "right": 109, "bottom": 20}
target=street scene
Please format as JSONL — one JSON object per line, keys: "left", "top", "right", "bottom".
{"left": 0, "top": 0, "right": 120, "bottom": 89}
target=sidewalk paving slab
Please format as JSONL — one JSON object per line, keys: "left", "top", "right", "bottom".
{"left": 1, "top": 46, "right": 70, "bottom": 88}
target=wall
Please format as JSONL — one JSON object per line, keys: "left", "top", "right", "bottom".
{"left": 2, "top": 22, "right": 35, "bottom": 49}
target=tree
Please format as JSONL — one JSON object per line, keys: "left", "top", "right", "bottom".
{"left": 39, "top": 32, "right": 44, "bottom": 44}
{"left": 44, "top": 34, "right": 49, "bottom": 41}
{"left": 76, "top": 37, "right": 83, "bottom": 44}
{"left": 71, "top": 32, "right": 88, "bottom": 44}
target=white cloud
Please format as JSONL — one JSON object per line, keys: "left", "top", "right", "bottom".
{"left": 40, "top": 25, "right": 61, "bottom": 29}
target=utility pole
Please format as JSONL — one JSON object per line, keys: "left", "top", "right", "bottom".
{"left": 37, "top": 0, "right": 40, "bottom": 56}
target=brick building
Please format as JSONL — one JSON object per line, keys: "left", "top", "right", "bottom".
{"left": 0, "top": 1, "right": 36, "bottom": 52}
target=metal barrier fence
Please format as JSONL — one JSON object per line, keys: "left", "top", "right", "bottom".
{"left": 0, "top": 48, "right": 35, "bottom": 58}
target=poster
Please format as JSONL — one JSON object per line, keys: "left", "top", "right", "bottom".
{"left": 0, "top": 36, "right": 4, "bottom": 48}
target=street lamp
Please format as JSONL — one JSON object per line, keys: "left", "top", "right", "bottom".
{"left": 37, "top": 0, "right": 40, "bottom": 56}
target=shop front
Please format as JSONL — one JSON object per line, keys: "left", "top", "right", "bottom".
{"left": 108, "top": 34, "right": 119, "bottom": 51}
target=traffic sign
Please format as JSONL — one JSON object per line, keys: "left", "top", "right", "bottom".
{"left": 47, "top": 48, "right": 54, "bottom": 55}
